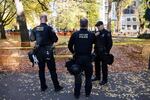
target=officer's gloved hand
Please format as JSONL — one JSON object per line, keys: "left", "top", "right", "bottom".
{"left": 34, "top": 44, "right": 39, "bottom": 49}
{"left": 95, "top": 32, "right": 100, "bottom": 36}
{"left": 51, "top": 45, "right": 55, "bottom": 49}
{"left": 32, "top": 55, "right": 39, "bottom": 64}
{"left": 105, "top": 51, "right": 110, "bottom": 55}
{"left": 73, "top": 53, "right": 76, "bottom": 60}
{"left": 52, "top": 46, "right": 56, "bottom": 55}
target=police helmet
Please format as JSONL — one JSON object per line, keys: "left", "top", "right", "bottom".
{"left": 70, "top": 64, "right": 81, "bottom": 75}
{"left": 65, "top": 59, "right": 75, "bottom": 68}
{"left": 104, "top": 53, "right": 114, "bottom": 65}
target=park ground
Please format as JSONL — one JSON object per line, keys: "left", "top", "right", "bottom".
{"left": 0, "top": 35, "right": 150, "bottom": 100}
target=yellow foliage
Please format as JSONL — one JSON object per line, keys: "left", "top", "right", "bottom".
{"left": 142, "top": 45, "right": 150, "bottom": 59}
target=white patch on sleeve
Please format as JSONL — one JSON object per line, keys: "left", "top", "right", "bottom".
{"left": 36, "top": 27, "right": 44, "bottom": 31}
{"left": 79, "top": 34, "right": 88, "bottom": 38}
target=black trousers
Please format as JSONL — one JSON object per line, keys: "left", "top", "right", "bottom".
{"left": 74, "top": 56, "right": 93, "bottom": 96}
{"left": 94, "top": 55, "right": 108, "bottom": 82}
{"left": 38, "top": 55, "right": 60, "bottom": 89}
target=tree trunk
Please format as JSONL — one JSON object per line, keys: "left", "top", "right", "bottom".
{"left": 0, "top": 23, "right": 6, "bottom": 39}
{"left": 116, "top": 4, "right": 121, "bottom": 32}
{"left": 14, "top": 0, "right": 30, "bottom": 47}
{"left": 17, "top": 13, "right": 30, "bottom": 47}
{"left": 138, "top": 18, "right": 143, "bottom": 35}
{"left": 107, "top": 0, "right": 112, "bottom": 31}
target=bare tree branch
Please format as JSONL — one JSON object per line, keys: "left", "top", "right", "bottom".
{"left": 4, "top": 17, "right": 14, "bottom": 25}
{"left": 2, "top": 3, "right": 11, "bottom": 18}
{"left": 3, "top": 10, "right": 12, "bottom": 21}
{"left": 0, "top": 0, "right": 4, "bottom": 4}
{"left": 4, "top": 11, "right": 16, "bottom": 26}
{"left": 37, "top": 0, "right": 48, "bottom": 11}
{"left": 1, "top": 0, "right": 7, "bottom": 17}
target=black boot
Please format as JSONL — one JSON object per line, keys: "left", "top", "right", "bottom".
{"left": 41, "top": 85, "right": 48, "bottom": 91}
{"left": 74, "top": 93, "right": 80, "bottom": 99}
{"left": 86, "top": 94, "right": 90, "bottom": 98}
{"left": 55, "top": 86, "right": 63, "bottom": 92}
{"left": 91, "top": 77, "right": 100, "bottom": 81}
{"left": 99, "top": 81, "right": 107, "bottom": 85}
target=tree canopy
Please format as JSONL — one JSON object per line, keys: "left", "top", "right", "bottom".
{"left": 48, "top": 0, "right": 99, "bottom": 30}
{"left": 0, "top": 0, "right": 16, "bottom": 38}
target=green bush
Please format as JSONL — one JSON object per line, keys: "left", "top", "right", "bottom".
{"left": 138, "top": 33, "right": 150, "bottom": 39}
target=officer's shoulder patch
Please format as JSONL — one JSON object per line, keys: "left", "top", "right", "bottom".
{"left": 101, "top": 34, "right": 105, "bottom": 37}
{"left": 107, "top": 31, "right": 111, "bottom": 37}
{"left": 36, "top": 26, "right": 44, "bottom": 31}
{"left": 79, "top": 34, "right": 88, "bottom": 39}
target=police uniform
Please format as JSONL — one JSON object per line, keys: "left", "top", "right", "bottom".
{"left": 68, "top": 28, "right": 95, "bottom": 98}
{"left": 31, "top": 23, "right": 62, "bottom": 91}
{"left": 94, "top": 28, "right": 112, "bottom": 84}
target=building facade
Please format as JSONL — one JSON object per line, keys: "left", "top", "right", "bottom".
{"left": 120, "top": 0, "right": 140, "bottom": 33}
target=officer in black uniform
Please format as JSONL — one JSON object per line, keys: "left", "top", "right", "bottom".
{"left": 68, "top": 18, "right": 95, "bottom": 99}
{"left": 92, "top": 21, "right": 113, "bottom": 85}
{"left": 30, "top": 14, "right": 63, "bottom": 92}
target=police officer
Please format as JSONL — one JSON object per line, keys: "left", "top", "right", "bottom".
{"left": 68, "top": 18, "right": 95, "bottom": 99}
{"left": 30, "top": 14, "right": 63, "bottom": 92}
{"left": 92, "top": 21, "right": 113, "bottom": 85}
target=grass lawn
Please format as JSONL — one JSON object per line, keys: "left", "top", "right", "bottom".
{"left": 1, "top": 35, "right": 150, "bottom": 49}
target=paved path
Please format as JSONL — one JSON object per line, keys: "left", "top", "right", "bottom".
{"left": 0, "top": 71, "right": 150, "bottom": 100}
{"left": 0, "top": 37, "right": 150, "bottom": 100}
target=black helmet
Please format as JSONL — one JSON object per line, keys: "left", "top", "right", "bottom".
{"left": 28, "top": 50, "right": 35, "bottom": 67}
{"left": 103, "top": 53, "right": 114, "bottom": 65}
{"left": 65, "top": 59, "right": 75, "bottom": 68}
{"left": 70, "top": 64, "right": 81, "bottom": 75}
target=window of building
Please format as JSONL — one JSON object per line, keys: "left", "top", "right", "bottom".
{"left": 133, "top": 25, "right": 137, "bottom": 30}
{"left": 130, "top": 9, "right": 135, "bottom": 14}
{"left": 105, "top": 6, "right": 108, "bottom": 12}
{"left": 105, "top": 1, "right": 108, "bottom": 5}
{"left": 105, "top": 13, "right": 108, "bottom": 18}
{"left": 127, "top": 25, "right": 131, "bottom": 30}
{"left": 123, "top": 9, "right": 126, "bottom": 14}
{"left": 122, "top": 25, "right": 126, "bottom": 30}
{"left": 133, "top": 18, "right": 136, "bottom": 21}
{"left": 127, "top": 18, "right": 131, "bottom": 21}
{"left": 123, "top": 9, "right": 129, "bottom": 14}
{"left": 133, "top": 1, "right": 136, "bottom": 6}
{"left": 123, "top": 8, "right": 135, "bottom": 14}
{"left": 127, "top": 6, "right": 130, "bottom": 9}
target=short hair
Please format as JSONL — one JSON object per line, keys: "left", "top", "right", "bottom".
{"left": 95, "top": 21, "right": 103, "bottom": 26}
{"left": 80, "top": 18, "right": 88, "bottom": 27}
{"left": 40, "top": 14, "right": 47, "bottom": 22}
